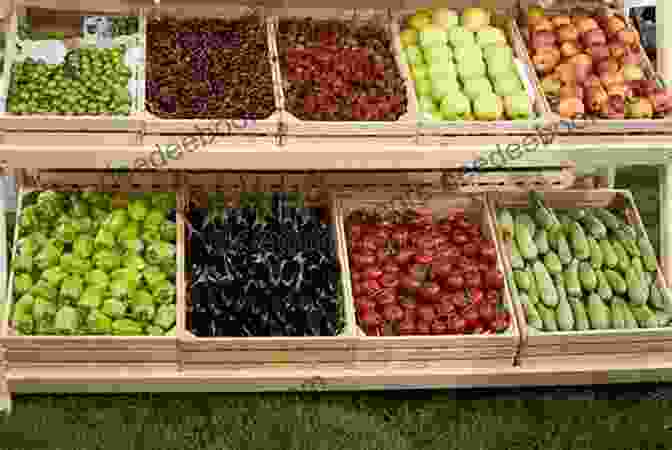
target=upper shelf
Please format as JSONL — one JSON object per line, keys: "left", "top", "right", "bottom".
{"left": 1, "top": 137, "right": 670, "bottom": 171}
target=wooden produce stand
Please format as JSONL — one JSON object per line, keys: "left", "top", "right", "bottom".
{"left": 0, "top": 0, "right": 672, "bottom": 412}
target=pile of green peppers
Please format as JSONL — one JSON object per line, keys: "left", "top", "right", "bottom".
{"left": 11, "top": 191, "right": 177, "bottom": 336}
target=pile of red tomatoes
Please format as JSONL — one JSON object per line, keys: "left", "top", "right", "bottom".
{"left": 347, "top": 207, "right": 512, "bottom": 336}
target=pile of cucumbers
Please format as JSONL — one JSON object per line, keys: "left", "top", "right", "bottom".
{"left": 497, "top": 192, "right": 672, "bottom": 333}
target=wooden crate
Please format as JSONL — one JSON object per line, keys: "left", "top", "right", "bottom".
{"left": 516, "top": 5, "right": 672, "bottom": 134}
{"left": 141, "top": 4, "right": 282, "bottom": 139}
{"left": 488, "top": 189, "right": 672, "bottom": 368}
{"left": 395, "top": 1, "right": 550, "bottom": 136}
{"left": 0, "top": 6, "right": 145, "bottom": 142}
{"left": 333, "top": 189, "right": 521, "bottom": 368}
{"left": 178, "top": 172, "right": 357, "bottom": 374}
{"left": 0, "top": 171, "right": 183, "bottom": 373}
{"left": 270, "top": 7, "right": 418, "bottom": 136}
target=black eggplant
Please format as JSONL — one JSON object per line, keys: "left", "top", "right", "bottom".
{"left": 189, "top": 193, "right": 342, "bottom": 337}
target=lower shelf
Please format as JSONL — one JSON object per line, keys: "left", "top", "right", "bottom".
{"left": 5, "top": 352, "right": 672, "bottom": 393}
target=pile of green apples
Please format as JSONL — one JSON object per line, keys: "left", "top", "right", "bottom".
{"left": 400, "top": 7, "right": 531, "bottom": 121}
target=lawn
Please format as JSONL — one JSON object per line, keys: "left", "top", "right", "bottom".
{"left": 0, "top": 166, "right": 670, "bottom": 448}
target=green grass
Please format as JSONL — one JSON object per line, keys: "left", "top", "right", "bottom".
{"left": 0, "top": 166, "right": 669, "bottom": 445}
{"left": 1, "top": 393, "right": 672, "bottom": 449}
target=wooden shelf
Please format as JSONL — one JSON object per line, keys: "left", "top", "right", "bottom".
{"left": 1, "top": 139, "right": 671, "bottom": 171}
{"left": 6, "top": 353, "right": 672, "bottom": 392}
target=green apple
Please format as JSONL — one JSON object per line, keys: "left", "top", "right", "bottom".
{"left": 431, "top": 78, "right": 461, "bottom": 102}
{"left": 473, "top": 92, "right": 503, "bottom": 121}
{"left": 419, "top": 24, "right": 448, "bottom": 49}
{"left": 405, "top": 46, "right": 425, "bottom": 66}
{"left": 440, "top": 91, "right": 471, "bottom": 120}
{"left": 483, "top": 44, "right": 513, "bottom": 63}
{"left": 415, "top": 77, "right": 433, "bottom": 97}
{"left": 429, "top": 61, "right": 457, "bottom": 82}
{"left": 487, "top": 57, "right": 514, "bottom": 79}
{"left": 494, "top": 74, "right": 523, "bottom": 96}
{"left": 453, "top": 45, "right": 482, "bottom": 64}
{"left": 463, "top": 77, "right": 493, "bottom": 100}
{"left": 408, "top": 12, "right": 432, "bottom": 30}
{"left": 476, "top": 26, "right": 507, "bottom": 48}
{"left": 417, "top": 96, "right": 436, "bottom": 114}
{"left": 423, "top": 46, "right": 453, "bottom": 65}
{"left": 400, "top": 28, "right": 418, "bottom": 48}
{"left": 411, "top": 63, "right": 429, "bottom": 81}
{"left": 432, "top": 8, "right": 459, "bottom": 31}
{"left": 447, "top": 26, "right": 475, "bottom": 48}
{"left": 458, "top": 58, "right": 486, "bottom": 81}
{"left": 503, "top": 93, "right": 530, "bottom": 120}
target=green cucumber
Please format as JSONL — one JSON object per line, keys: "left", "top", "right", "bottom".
{"left": 587, "top": 293, "right": 611, "bottom": 330}
{"left": 611, "top": 240, "right": 630, "bottom": 273}
{"left": 604, "top": 269, "right": 627, "bottom": 295}
{"left": 579, "top": 261, "right": 598, "bottom": 292}
{"left": 655, "top": 311, "right": 672, "bottom": 328}
{"left": 533, "top": 260, "right": 558, "bottom": 308}
{"left": 625, "top": 266, "right": 647, "bottom": 306}
{"left": 514, "top": 270, "right": 532, "bottom": 291}
{"left": 568, "top": 221, "right": 591, "bottom": 260}
{"left": 564, "top": 259, "right": 582, "bottom": 297}
{"left": 581, "top": 212, "right": 608, "bottom": 239}
{"left": 599, "top": 239, "right": 618, "bottom": 269}
{"left": 587, "top": 237, "right": 603, "bottom": 270}
{"left": 516, "top": 212, "right": 536, "bottom": 237}
{"left": 522, "top": 296, "right": 544, "bottom": 330}
{"left": 596, "top": 269, "right": 613, "bottom": 302}
{"left": 515, "top": 222, "right": 538, "bottom": 261}
{"left": 616, "top": 297, "right": 639, "bottom": 329}
{"left": 534, "top": 228, "right": 550, "bottom": 255}
{"left": 537, "top": 302, "right": 558, "bottom": 332}
{"left": 510, "top": 240, "right": 525, "bottom": 270}
{"left": 639, "top": 236, "right": 658, "bottom": 272}
{"left": 610, "top": 300, "right": 626, "bottom": 329}
{"left": 649, "top": 282, "right": 666, "bottom": 311}
{"left": 592, "top": 209, "right": 625, "bottom": 233}
{"left": 629, "top": 304, "right": 658, "bottom": 329}
{"left": 568, "top": 297, "right": 590, "bottom": 331}
{"left": 543, "top": 251, "right": 563, "bottom": 275}
{"left": 556, "top": 294, "right": 575, "bottom": 331}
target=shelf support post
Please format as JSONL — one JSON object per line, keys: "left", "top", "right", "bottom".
{"left": 658, "top": 1, "right": 672, "bottom": 282}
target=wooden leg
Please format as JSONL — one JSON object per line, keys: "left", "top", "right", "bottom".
{"left": 659, "top": 166, "right": 672, "bottom": 282}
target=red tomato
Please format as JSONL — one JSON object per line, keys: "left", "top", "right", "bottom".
{"left": 403, "top": 307, "right": 417, "bottom": 323}
{"left": 399, "top": 320, "right": 416, "bottom": 335}
{"left": 351, "top": 271, "right": 364, "bottom": 283}
{"left": 366, "top": 279, "right": 381, "bottom": 292}
{"left": 380, "top": 273, "right": 400, "bottom": 289}
{"left": 453, "top": 317, "right": 467, "bottom": 334}
{"left": 463, "top": 304, "right": 480, "bottom": 322}
{"left": 464, "top": 272, "right": 482, "bottom": 289}
{"left": 359, "top": 311, "right": 381, "bottom": 328}
{"left": 431, "top": 320, "right": 448, "bottom": 335}
{"left": 382, "top": 304, "right": 404, "bottom": 322}
{"left": 467, "top": 287, "right": 485, "bottom": 305}
{"left": 383, "top": 263, "right": 401, "bottom": 274}
{"left": 479, "top": 302, "right": 497, "bottom": 325}
{"left": 376, "top": 288, "right": 397, "bottom": 306}
{"left": 414, "top": 253, "right": 433, "bottom": 264}
{"left": 361, "top": 236, "right": 378, "bottom": 252}
{"left": 462, "top": 242, "right": 480, "bottom": 258}
{"left": 351, "top": 253, "right": 376, "bottom": 268}
{"left": 436, "top": 301, "right": 456, "bottom": 317}
{"left": 452, "top": 232, "right": 469, "bottom": 245}
{"left": 352, "top": 283, "right": 365, "bottom": 297}
{"left": 394, "top": 249, "right": 415, "bottom": 266}
{"left": 415, "top": 320, "right": 432, "bottom": 335}
{"left": 418, "top": 282, "right": 441, "bottom": 303}
{"left": 415, "top": 207, "right": 433, "bottom": 217}
{"left": 455, "top": 217, "right": 471, "bottom": 229}
{"left": 485, "top": 270, "right": 505, "bottom": 289}
{"left": 485, "top": 290, "right": 499, "bottom": 304}
{"left": 365, "top": 267, "right": 383, "bottom": 280}
{"left": 465, "top": 224, "right": 482, "bottom": 238}
{"left": 438, "top": 246, "right": 461, "bottom": 261}
{"left": 450, "top": 290, "right": 469, "bottom": 309}
{"left": 431, "top": 258, "right": 453, "bottom": 279}
{"left": 400, "top": 275, "right": 421, "bottom": 291}
{"left": 480, "top": 240, "right": 498, "bottom": 263}
{"left": 443, "top": 274, "right": 464, "bottom": 291}
{"left": 417, "top": 305, "right": 435, "bottom": 323}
